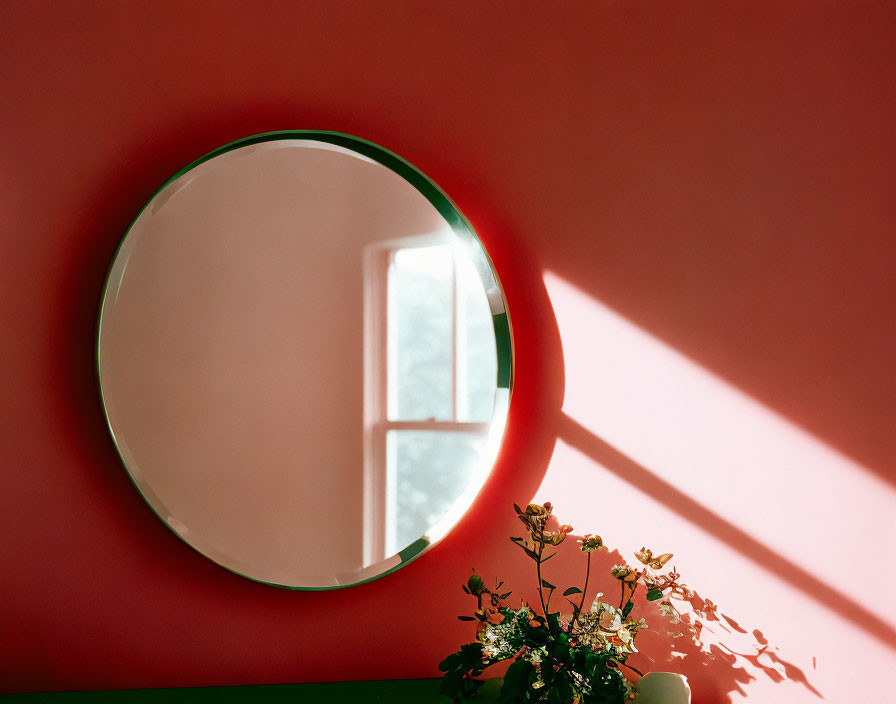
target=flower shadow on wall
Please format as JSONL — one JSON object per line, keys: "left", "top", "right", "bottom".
{"left": 619, "top": 551, "right": 823, "bottom": 701}
{"left": 534, "top": 273, "right": 896, "bottom": 703}
{"left": 588, "top": 539, "right": 821, "bottom": 700}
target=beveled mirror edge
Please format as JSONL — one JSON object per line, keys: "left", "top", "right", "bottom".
{"left": 95, "top": 130, "right": 515, "bottom": 590}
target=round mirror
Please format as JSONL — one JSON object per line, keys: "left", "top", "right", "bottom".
{"left": 97, "top": 132, "right": 512, "bottom": 589}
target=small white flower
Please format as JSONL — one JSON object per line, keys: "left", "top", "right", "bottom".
{"left": 618, "top": 627, "right": 633, "bottom": 646}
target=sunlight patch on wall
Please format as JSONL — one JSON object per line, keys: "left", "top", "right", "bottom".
{"left": 542, "top": 271, "right": 896, "bottom": 623}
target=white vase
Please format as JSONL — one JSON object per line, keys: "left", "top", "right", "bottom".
{"left": 634, "top": 672, "right": 691, "bottom": 704}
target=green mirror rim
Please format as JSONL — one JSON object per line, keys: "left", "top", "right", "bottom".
{"left": 95, "top": 130, "right": 514, "bottom": 590}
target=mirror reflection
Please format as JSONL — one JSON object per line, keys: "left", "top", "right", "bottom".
{"left": 97, "top": 133, "right": 511, "bottom": 588}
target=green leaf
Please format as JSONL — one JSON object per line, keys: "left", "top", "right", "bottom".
{"left": 438, "top": 652, "right": 461, "bottom": 672}
{"left": 521, "top": 619, "right": 549, "bottom": 644}
{"left": 622, "top": 601, "right": 634, "bottom": 617}
{"left": 459, "top": 643, "right": 485, "bottom": 667}
{"left": 523, "top": 546, "right": 540, "bottom": 561}
{"left": 554, "top": 679, "right": 575, "bottom": 702}
{"left": 562, "top": 586, "right": 583, "bottom": 596}
{"left": 546, "top": 611, "right": 562, "bottom": 633}
{"left": 457, "top": 615, "right": 477, "bottom": 621}
{"left": 541, "top": 578, "right": 556, "bottom": 590}
{"left": 437, "top": 670, "right": 463, "bottom": 699}
{"left": 498, "top": 658, "right": 534, "bottom": 703}
{"left": 461, "top": 585, "right": 470, "bottom": 594}
{"left": 539, "top": 551, "right": 556, "bottom": 564}
{"left": 499, "top": 591, "right": 512, "bottom": 600}
{"left": 548, "top": 635, "right": 570, "bottom": 660}
{"left": 646, "top": 587, "right": 664, "bottom": 601}
{"left": 541, "top": 657, "right": 558, "bottom": 687}
{"left": 513, "top": 503, "right": 523, "bottom": 515}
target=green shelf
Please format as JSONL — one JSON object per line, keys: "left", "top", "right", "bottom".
{"left": 2, "top": 678, "right": 503, "bottom": 703}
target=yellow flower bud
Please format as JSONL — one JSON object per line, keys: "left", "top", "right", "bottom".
{"left": 611, "top": 564, "right": 634, "bottom": 580}
{"left": 467, "top": 573, "right": 486, "bottom": 595}
{"left": 578, "top": 534, "right": 604, "bottom": 552}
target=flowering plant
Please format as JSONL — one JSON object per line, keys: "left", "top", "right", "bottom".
{"left": 438, "top": 502, "right": 690, "bottom": 703}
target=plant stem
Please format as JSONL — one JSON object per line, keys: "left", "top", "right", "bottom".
{"left": 535, "top": 539, "right": 549, "bottom": 620}
{"left": 621, "top": 581, "right": 637, "bottom": 613}
{"left": 619, "top": 661, "right": 645, "bottom": 678}
{"left": 573, "top": 552, "right": 591, "bottom": 627}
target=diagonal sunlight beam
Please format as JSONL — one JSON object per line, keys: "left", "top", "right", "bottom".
{"left": 542, "top": 270, "right": 896, "bottom": 659}
{"left": 559, "top": 413, "right": 896, "bottom": 650}
{"left": 543, "top": 271, "right": 896, "bottom": 615}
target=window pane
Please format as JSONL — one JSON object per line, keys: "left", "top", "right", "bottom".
{"left": 389, "top": 245, "right": 453, "bottom": 421}
{"left": 386, "top": 429, "right": 488, "bottom": 553}
{"left": 457, "top": 249, "right": 497, "bottom": 422}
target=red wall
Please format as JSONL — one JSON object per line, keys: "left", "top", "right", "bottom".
{"left": 2, "top": 2, "right": 894, "bottom": 700}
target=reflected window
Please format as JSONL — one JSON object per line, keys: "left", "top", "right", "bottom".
{"left": 364, "top": 239, "right": 497, "bottom": 562}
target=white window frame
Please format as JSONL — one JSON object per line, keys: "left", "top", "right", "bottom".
{"left": 362, "top": 234, "right": 488, "bottom": 565}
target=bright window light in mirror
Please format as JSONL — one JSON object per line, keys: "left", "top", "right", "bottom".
{"left": 385, "top": 430, "right": 489, "bottom": 555}
{"left": 389, "top": 244, "right": 454, "bottom": 421}
{"left": 387, "top": 242, "right": 497, "bottom": 423}
{"left": 365, "top": 236, "right": 499, "bottom": 563}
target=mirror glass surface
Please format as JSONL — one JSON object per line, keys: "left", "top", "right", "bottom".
{"left": 97, "top": 132, "right": 511, "bottom": 588}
